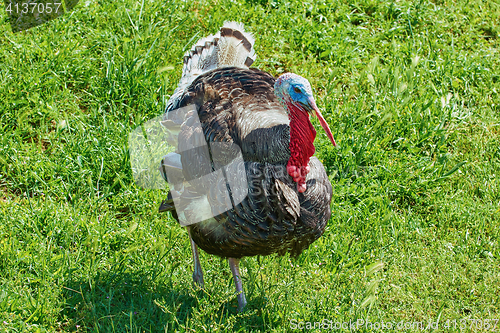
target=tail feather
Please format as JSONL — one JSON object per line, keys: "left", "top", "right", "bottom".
{"left": 176, "top": 21, "right": 256, "bottom": 95}
{"left": 217, "top": 22, "right": 256, "bottom": 68}
{"left": 163, "top": 21, "right": 256, "bottom": 140}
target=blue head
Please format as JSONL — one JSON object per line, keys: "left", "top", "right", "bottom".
{"left": 274, "top": 73, "right": 315, "bottom": 114}
{"left": 274, "top": 73, "right": 337, "bottom": 146}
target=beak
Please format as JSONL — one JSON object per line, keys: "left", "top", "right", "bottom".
{"left": 305, "top": 97, "right": 337, "bottom": 147}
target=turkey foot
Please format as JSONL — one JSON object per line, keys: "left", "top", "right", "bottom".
{"left": 228, "top": 257, "right": 247, "bottom": 312}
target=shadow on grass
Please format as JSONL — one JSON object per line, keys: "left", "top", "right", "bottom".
{"left": 59, "top": 265, "right": 198, "bottom": 332}
{"left": 59, "top": 263, "right": 270, "bottom": 331}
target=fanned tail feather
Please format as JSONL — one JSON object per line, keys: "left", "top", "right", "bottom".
{"left": 216, "top": 21, "right": 256, "bottom": 68}
{"left": 165, "top": 22, "right": 256, "bottom": 113}
{"left": 181, "top": 21, "right": 256, "bottom": 86}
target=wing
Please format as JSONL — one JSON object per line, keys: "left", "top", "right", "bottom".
{"left": 169, "top": 67, "right": 291, "bottom": 166}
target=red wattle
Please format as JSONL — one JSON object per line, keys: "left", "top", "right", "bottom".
{"left": 287, "top": 103, "right": 317, "bottom": 192}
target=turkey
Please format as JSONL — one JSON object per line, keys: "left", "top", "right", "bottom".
{"left": 158, "top": 22, "right": 336, "bottom": 311}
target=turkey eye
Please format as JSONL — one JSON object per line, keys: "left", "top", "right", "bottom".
{"left": 294, "top": 87, "right": 301, "bottom": 93}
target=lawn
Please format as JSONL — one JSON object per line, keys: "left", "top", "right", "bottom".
{"left": 0, "top": 0, "right": 499, "bottom": 331}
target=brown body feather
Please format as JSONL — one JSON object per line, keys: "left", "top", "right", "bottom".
{"left": 161, "top": 67, "right": 332, "bottom": 258}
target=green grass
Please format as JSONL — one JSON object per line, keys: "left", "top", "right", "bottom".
{"left": 0, "top": 0, "right": 499, "bottom": 331}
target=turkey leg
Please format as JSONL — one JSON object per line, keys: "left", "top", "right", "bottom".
{"left": 228, "top": 257, "right": 247, "bottom": 311}
{"left": 187, "top": 226, "right": 204, "bottom": 288}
